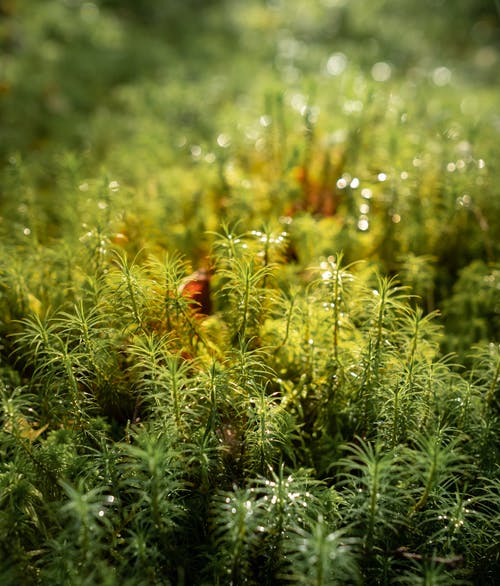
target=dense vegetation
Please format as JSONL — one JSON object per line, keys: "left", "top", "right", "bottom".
{"left": 1, "top": 1, "right": 499, "bottom": 584}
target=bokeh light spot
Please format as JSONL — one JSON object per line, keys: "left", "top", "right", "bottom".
{"left": 326, "top": 52, "right": 347, "bottom": 76}
{"left": 432, "top": 67, "right": 452, "bottom": 86}
{"left": 371, "top": 61, "right": 392, "bottom": 82}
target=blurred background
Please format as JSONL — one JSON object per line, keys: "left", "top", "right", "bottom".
{"left": 0, "top": 0, "right": 499, "bottom": 355}
{"left": 1, "top": 0, "right": 498, "bottom": 158}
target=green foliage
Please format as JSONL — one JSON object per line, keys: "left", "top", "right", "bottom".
{"left": 1, "top": 0, "right": 499, "bottom": 584}
{"left": 2, "top": 225, "right": 497, "bottom": 583}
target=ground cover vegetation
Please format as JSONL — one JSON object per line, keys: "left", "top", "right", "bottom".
{"left": 0, "top": 0, "right": 499, "bottom": 583}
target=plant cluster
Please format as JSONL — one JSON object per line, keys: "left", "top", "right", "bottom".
{"left": 1, "top": 0, "right": 499, "bottom": 584}
{"left": 0, "top": 224, "right": 499, "bottom": 584}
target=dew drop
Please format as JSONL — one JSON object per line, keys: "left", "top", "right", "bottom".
{"left": 357, "top": 217, "right": 369, "bottom": 231}
{"left": 190, "top": 145, "right": 202, "bottom": 159}
{"left": 433, "top": 66, "right": 452, "bottom": 86}
{"left": 371, "top": 61, "right": 392, "bottom": 82}
{"left": 217, "top": 134, "right": 231, "bottom": 148}
{"left": 259, "top": 115, "right": 272, "bottom": 127}
{"left": 326, "top": 52, "right": 347, "bottom": 76}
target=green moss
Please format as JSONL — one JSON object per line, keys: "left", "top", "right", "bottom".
{"left": 1, "top": 1, "right": 499, "bottom": 583}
